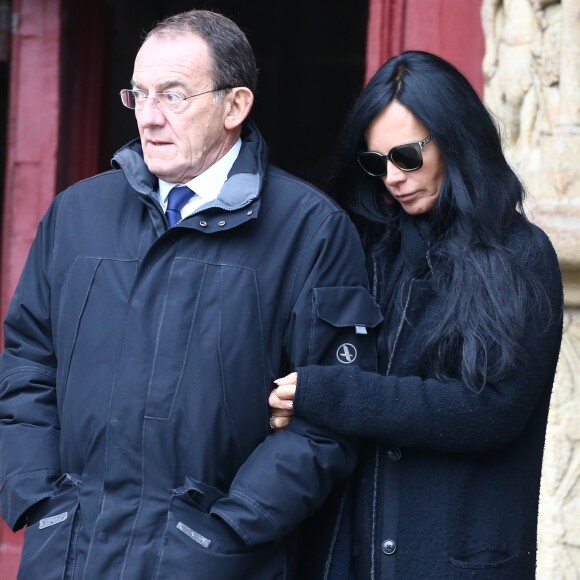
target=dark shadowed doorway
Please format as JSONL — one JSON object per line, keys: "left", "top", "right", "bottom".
{"left": 59, "top": 0, "right": 368, "bottom": 192}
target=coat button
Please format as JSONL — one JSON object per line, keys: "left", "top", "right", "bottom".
{"left": 387, "top": 447, "right": 401, "bottom": 461}
{"left": 247, "top": 210, "right": 253, "bottom": 215}
{"left": 218, "top": 220, "right": 226, "bottom": 226}
{"left": 199, "top": 220, "right": 207, "bottom": 227}
{"left": 382, "top": 539, "right": 396, "bottom": 555}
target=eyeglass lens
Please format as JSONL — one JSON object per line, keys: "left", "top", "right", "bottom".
{"left": 120, "top": 89, "right": 135, "bottom": 109}
{"left": 120, "top": 90, "right": 185, "bottom": 112}
{"left": 358, "top": 143, "right": 423, "bottom": 177}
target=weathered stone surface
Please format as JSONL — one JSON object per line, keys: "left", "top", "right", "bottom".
{"left": 482, "top": 1, "right": 580, "bottom": 577}
{"left": 538, "top": 313, "right": 580, "bottom": 577}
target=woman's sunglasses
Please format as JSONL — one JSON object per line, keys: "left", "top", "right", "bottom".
{"left": 357, "top": 134, "right": 434, "bottom": 177}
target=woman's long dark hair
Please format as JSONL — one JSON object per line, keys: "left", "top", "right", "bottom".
{"left": 332, "top": 51, "right": 547, "bottom": 391}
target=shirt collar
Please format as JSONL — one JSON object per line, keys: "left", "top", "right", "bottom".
{"left": 158, "top": 138, "right": 242, "bottom": 204}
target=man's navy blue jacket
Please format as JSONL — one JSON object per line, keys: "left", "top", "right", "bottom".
{"left": 0, "top": 120, "right": 382, "bottom": 579}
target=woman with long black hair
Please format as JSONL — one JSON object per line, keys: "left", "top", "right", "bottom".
{"left": 270, "top": 51, "right": 563, "bottom": 579}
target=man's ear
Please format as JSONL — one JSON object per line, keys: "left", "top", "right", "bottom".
{"left": 224, "top": 87, "right": 254, "bottom": 130}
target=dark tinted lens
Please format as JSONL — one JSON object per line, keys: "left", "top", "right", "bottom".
{"left": 390, "top": 144, "right": 423, "bottom": 171}
{"left": 358, "top": 152, "right": 387, "bottom": 176}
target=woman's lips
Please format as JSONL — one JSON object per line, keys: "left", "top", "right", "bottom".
{"left": 394, "top": 191, "right": 417, "bottom": 202}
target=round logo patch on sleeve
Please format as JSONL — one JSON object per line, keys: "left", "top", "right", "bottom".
{"left": 336, "top": 343, "right": 357, "bottom": 364}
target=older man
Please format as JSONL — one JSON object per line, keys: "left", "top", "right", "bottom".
{"left": 0, "top": 9, "right": 380, "bottom": 580}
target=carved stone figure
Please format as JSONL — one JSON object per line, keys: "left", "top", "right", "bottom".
{"left": 481, "top": 0, "right": 580, "bottom": 576}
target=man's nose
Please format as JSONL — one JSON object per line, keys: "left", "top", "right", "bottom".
{"left": 136, "top": 98, "right": 166, "bottom": 126}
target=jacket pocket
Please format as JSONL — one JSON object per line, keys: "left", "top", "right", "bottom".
{"left": 446, "top": 456, "right": 532, "bottom": 579}
{"left": 154, "top": 477, "right": 285, "bottom": 580}
{"left": 450, "top": 551, "right": 522, "bottom": 569}
{"left": 306, "top": 286, "right": 382, "bottom": 370}
{"left": 18, "top": 474, "right": 81, "bottom": 580}
{"left": 447, "top": 551, "right": 532, "bottom": 580}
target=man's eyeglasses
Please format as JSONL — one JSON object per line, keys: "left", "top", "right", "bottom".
{"left": 357, "top": 135, "right": 434, "bottom": 177}
{"left": 119, "top": 87, "right": 233, "bottom": 113}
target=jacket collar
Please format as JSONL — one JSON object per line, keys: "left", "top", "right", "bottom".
{"left": 110, "top": 120, "right": 268, "bottom": 234}
{"left": 110, "top": 119, "right": 268, "bottom": 214}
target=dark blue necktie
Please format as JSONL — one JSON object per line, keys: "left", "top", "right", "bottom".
{"left": 166, "top": 185, "right": 192, "bottom": 227}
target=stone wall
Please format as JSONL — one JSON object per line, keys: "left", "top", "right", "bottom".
{"left": 481, "top": 0, "right": 580, "bottom": 577}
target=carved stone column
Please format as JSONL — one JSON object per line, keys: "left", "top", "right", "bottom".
{"left": 482, "top": 0, "right": 580, "bottom": 576}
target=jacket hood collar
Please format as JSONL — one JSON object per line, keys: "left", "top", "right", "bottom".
{"left": 111, "top": 138, "right": 157, "bottom": 195}
{"left": 110, "top": 119, "right": 268, "bottom": 211}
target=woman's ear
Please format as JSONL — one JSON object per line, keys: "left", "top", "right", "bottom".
{"left": 224, "top": 87, "right": 254, "bottom": 130}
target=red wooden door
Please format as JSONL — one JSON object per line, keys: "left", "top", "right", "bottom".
{"left": 0, "top": 0, "right": 62, "bottom": 576}
{"left": 0, "top": 0, "right": 62, "bottom": 321}
{"left": 366, "top": 0, "right": 484, "bottom": 94}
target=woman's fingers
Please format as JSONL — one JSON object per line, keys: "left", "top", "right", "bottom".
{"left": 273, "top": 383, "right": 295, "bottom": 400}
{"left": 269, "top": 386, "right": 294, "bottom": 409}
{"left": 273, "top": 371, "right": 297, "bottom": 386}
{"left": 269, "top": 413, "right": 291, "bottom": 431}
{"left": 269, "top": 372, "right": 297, "bottom": 430}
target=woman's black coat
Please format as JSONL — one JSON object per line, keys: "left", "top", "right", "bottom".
{"left": 294, "top": 217, "right": 563, "bottom": 579}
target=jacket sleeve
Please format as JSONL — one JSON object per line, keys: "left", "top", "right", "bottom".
{"left": 293, "top": 230, "right": 563, "bottom": 454}
{"left": 0, "top": 202, "right": 62, "bottom": 531}
{"left": 211, "top": 210, "right": 382, "bottom": 546}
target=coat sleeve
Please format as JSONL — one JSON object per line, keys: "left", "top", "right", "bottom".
{"left": 210, "top": 210, "right": 382, "bottom": 546}
{"left": 0, "top": 202, "right": 62, "bottom": 531}
{"left": 293, "top": 230, "right": 563, "bottom": 454}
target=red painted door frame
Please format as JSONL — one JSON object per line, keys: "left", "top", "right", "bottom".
{"left": 0, "top": 1, "right": 62, "bottom": 575}
{"left": 0, "top": 0, "right": 62, "bottom": 321}
{"left": 366, "top": 0, "right": 484, "bottom": 94}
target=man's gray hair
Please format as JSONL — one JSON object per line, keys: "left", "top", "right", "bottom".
{"left": 145, "top": 10, "right": 258, "bottom": 95}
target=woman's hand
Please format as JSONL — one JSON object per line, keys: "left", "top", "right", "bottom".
{"left": 268, "top": 372, "right": 297, "bottom": 431}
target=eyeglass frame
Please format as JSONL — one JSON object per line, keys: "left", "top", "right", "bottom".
{"left": 357, "top": 134, "right": 434, "bottom": 177}
{"left": 119, "top": 86, "right": 235, "bottom": 113}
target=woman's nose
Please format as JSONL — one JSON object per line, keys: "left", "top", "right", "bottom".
{"left": 384, "top": 161, "right": 406, "bottom": 186}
